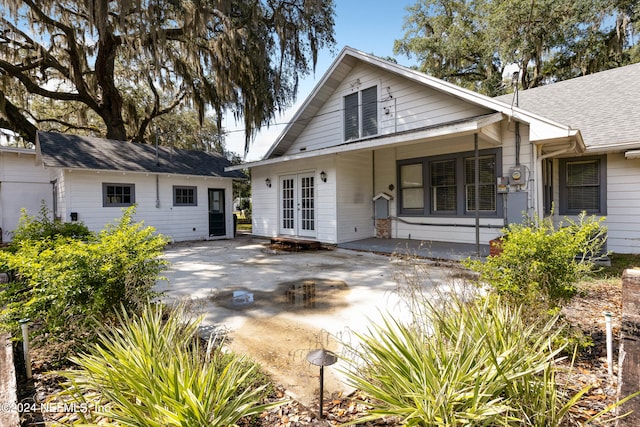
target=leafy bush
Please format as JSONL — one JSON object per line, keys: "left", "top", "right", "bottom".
{"left": 53, "top": 302, "right": 280, "bottom": 426}
{"left": 10, "top": 202, "right": 92, "bottom": 244}
{"left": 466, "top": 213, "right": 607, "bottom": 311}
{"left": 341, "top": 294, "right": 584, "bottom": 426}
{"left": 0, "top": 207, "right": 168, "bottom": 361}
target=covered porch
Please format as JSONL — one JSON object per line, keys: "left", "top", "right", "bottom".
{"left": 338, "top": 237, "right": 490, "bottom": 261}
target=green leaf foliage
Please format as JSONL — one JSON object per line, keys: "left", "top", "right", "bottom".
{"left": 395, "top": 0, "right": 640, "bottom": 95}
{"left": 466, "top": 212, "right": 607, "bottom": 311}
{"left": 53, "top": 302, "right": 280, "bottom": 426}
{"left": 0, "top": 207, "right": 168, "bottom": 361}
{"left": 10, "top": 202, "right": 92, "bottom": 244}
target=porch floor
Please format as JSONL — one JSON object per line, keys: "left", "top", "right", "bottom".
{"left": 337, "top": 237, "right": 490, "bottom": 261}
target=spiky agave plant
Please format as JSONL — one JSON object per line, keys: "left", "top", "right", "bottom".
{"left": 52, "top": 301, "right": 282, "bottom": 426}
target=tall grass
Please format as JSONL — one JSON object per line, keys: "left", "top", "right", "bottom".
{"left": 52, "top": 302, "right": 280, "bottom": 426}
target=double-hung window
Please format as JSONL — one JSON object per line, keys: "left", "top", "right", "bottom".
{"left": 464, "top": 155, "right": 497, "bottom": 212}
{"left": 398, "top": 149, "right": 500, "bottom": 217}
{"left": 103, "top": 183, "right": 135, "bottom": 207}
{"left": 400, "top": 163, "right": 424, "bottom": 212}
{"left": 430, "top": 160, "right": 456, "bottom": 212}
{"left": 559, "top": 156, "right": 606, "bottom": 214}
{"left": 344, "top": 86, "right": 378, "bottom": 141}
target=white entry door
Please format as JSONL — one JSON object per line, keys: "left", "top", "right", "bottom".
{"left": 279, "top": 173, "right": 316, "bottom": 238}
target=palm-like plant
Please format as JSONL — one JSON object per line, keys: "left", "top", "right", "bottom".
{"left": 53, "top": 302, "right": 280, "bottom": 426}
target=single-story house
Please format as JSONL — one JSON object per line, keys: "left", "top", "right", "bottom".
{"left": 0, "top": 146, "right": 52, "bottom": 243}
{"left": 229, "top": 46, "right": 640, "bottom": 254}
{"left": 1, "top": 131, "right": 245, "bottom": 243}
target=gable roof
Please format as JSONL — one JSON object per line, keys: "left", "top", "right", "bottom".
{"left": 36, "top": 131, "right": 245, "bottom": 179}
{"left": 262, "top": 46, "right": 582, "bottom": 161}
{"left": 494, "top": 63, "right": 640, "bottom": 152}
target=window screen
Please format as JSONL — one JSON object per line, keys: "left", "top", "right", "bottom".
{"left": 400, "top": 163, "right": 424, "bottom": 210}
{"left": 344, "top": 92, "right": 359, "bottom": 141}
{"left": 464, "top": 156, "right": 496, "bottom": 212}
{"left": 361, "top": 86, "right": 378, "bottom": 137}
{"left": 566, "top": 160, "right": 600, "bottom": 212}
{"left": 430, "top": 159, "right": 457, "bottom": 212}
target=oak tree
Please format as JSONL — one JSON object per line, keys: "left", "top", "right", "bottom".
{"left": 0, "top": 0, "right": 335, "bottom": 151}
{"left": 394, "top": 0, "right": 640, "bottom": 96}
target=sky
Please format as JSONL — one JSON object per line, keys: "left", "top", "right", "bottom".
{"left": 224, "top": 0, "right": 419, "bottom": 160}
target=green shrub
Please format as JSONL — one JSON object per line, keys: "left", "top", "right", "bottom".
{"left": 0, "top": 207, "right": 168, "bottom": 362}
{"left": 466, "top": 212, "right": 607, "bottom": 311}
{"left": 341, "top": 294, "right": 583, "bottom": 426}
{"left": 10, "top": 202, "right": 92, "bottom": 244}
{"left": 53, "top": 302, "right": 280, "bottom": 426}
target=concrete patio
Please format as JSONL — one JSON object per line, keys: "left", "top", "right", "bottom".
{"left": 155, "top": 233, "right": 476, "bottom": 405}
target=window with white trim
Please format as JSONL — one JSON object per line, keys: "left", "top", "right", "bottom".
{"left": 344, "top": 86, "right": 378, "bottom": 141}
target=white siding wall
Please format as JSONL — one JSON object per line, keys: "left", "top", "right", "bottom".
{"left": 62, "top": 170, "right": 234, "bottom": 242}
{"left": 252, "top": 156, "right": 337, "bottom": 243}
{"left": 548, "top": 153, "right": 640, "bottom": 254}
{"left": 285, "top": 63, "right": 491, "bottom": 155}
{"left": 336, "top": 151, "right": 374, "bottom": 243}
{"left": 0, "top": 151, "right": 52, "bottom": 242}
{"left": 600, "top": 153, "right": 640, "bottom": 254}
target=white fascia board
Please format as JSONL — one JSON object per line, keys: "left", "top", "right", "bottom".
{"left": 226, "top": 112, "right": 504, "bottom": 171}
{"left": 263, "top": 46, "right": 575, "bottom": 161}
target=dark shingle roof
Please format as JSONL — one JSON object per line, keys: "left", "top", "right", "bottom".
{"left": 494, "top": 63, "right": 640, "bottom": 150}
{"left": 36, "top": 131, "right": 245, "bottom": 179}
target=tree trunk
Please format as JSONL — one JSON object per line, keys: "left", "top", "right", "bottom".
{"left": 0, "top": 90, "right": 37, "bottom": 143}
{"left": 94, "top": 32, "right": 127, "bottom": 141}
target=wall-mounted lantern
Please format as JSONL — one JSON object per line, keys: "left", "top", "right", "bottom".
{"left": 265, "top": 178, "right": 272, "bottom": 188}
{"left": 320, "top": 171, "right": 327, "bottom": 183}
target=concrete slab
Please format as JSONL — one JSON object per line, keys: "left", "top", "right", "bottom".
{"left": 155, "top": 234, "right": 466, "bottom": 406}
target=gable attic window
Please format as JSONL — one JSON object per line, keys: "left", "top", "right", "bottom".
{"left": 103, "top": 183, "right": 135, "bottom": 207}
{"left": 559, "top": 156, "right": 606, "bottom": 215}
{"left": 344, "top": 85, "right": 378, "bottom": 141}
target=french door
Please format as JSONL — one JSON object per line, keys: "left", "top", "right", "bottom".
{"left": 279, "top": 173, "right": 316, "bottom": 238}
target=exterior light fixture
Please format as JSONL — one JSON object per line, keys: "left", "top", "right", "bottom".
{"left": 320, "top": 171, "right": 327, "bottom": 183}
{"left": 306, "top": 348, "right": 338, "bottom": 419}
{"left": 265, "top": 178, "right": 271, "bottom": 188}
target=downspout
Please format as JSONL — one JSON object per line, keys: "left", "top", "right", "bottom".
{"left": 156, "top": 174, "right": 160, "bottom": 208}
{"left": 372, "top": 150, "right": 376, "bottom": 235}
{"left": 534, "top": 141, "right": 577, "bottom": 218}
{"left": 474, "top": 133, "right": 480, "bottom": 256}
{"left": 155, "top": 130, "right": 160, "bottom": 209}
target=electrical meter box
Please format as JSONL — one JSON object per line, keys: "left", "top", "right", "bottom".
{"left": 497, "top": 177, "right": 508, "bottom": 193}
{"left": 509, "top": 166, "right": 526, "bottom": 186}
